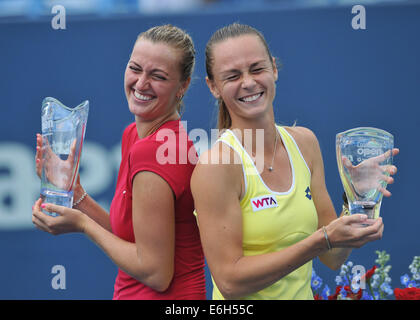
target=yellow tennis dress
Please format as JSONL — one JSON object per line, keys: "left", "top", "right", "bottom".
{"left": 212, "top": 126, "right": 318, "bottom": 300}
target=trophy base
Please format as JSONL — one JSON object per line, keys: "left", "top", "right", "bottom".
{"left": 40, "top": 189, "right": 73, "bottom": 217}
{"left": 349, "top": 201, "right": 378, "bottom": 227}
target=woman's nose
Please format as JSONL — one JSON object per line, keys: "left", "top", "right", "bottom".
{"left": 135, "top": 73, "right": 150, "bottom": 91}
{"left": 241, "top": 73, "right": 257, "bottom": 89}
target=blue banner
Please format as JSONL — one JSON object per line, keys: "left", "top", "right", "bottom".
{"left": 0, "top": 3, "right": 419, "bottom": 299}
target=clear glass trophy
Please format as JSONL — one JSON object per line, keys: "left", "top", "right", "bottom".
{"left": 40, "top": 97, "right": 89, "bottom": 216}
{"left": 336, "top": 127, "right": 394, "bottom": 220}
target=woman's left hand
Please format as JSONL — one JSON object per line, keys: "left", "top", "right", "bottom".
{"left": 32, "top": 198, "right": 87, "bottom": 235}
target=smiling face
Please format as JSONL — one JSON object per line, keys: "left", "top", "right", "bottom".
{"left": 124, "top": 39, "right": 188, "bottom": 121}
{"left": 206, "top": 34, "right": 278, "bottom": 124}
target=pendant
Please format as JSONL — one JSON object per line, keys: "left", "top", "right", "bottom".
{"left": 268, "top": 167, "right": 273, "bottom": 172}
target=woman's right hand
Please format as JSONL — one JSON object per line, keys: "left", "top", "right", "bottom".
{"left": 325, "top": 214, "right": 384, "bottom": 249}
{"left": 35, "top": 133, "right": 43, "bottom": 179}
{"left": 35, "top": 133, "right": 79, "bottom": 190}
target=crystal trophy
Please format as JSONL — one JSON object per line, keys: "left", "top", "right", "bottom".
{"left": 40, "top": 97, "right": 89, "bottom": 216}
{"left": 336, "top": 127, "right": 394, "bottom": 220}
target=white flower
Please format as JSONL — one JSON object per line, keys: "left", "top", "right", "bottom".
{"left": 371, "top": 280, "right": 379, "bottom": 289}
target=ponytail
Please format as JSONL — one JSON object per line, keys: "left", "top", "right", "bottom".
{"left": 217, "top": 99, "right": 231, "bottom": 130}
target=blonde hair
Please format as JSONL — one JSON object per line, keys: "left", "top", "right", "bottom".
{"left": 136, "top": 24, "right": 195, "bottom": 114}
{"left": 205, "top": 23, "right": 279, "bottom": 129}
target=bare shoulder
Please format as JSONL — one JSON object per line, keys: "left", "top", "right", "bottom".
{"left": 283, "top": 126, "right": 320, "bottom": 152}
{"left": 191, "top": 141, "right": 243, "bottom": 200}
{"left": 282, "top": 126, "right": 321, "bottom": 171}
{"left": 283, "top": 126, "right": 317, "bottom": 143}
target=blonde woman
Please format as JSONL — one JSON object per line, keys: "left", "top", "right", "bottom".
{"left": 33, "top": 25, "right": 205, "bottom": 300}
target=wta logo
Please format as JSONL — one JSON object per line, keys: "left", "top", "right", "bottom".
{"left": 251, "top": 195, "right": 278, "bottom": 212}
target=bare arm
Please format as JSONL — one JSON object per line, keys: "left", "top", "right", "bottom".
{"left": 295, "top": 127, "right": 353, "bottom": 270}
{"left": 32, "top": 171, "right": 175, "bottom": 292}
{"left": 72, "top": 183, "right": 112, "bottom": 232}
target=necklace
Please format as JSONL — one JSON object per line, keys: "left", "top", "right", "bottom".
{"left": 145, "top": 121, "right": 164, "bottom": 137}
{"left": 268, "top": 129, "right": 279, "bottom": 172}
{"left": 249, "top": 127, "right": 279, "bottom": 173}
{"left": 142, "top": 114, "right": 179, "bottom": 138}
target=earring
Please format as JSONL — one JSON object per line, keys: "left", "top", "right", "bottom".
{"left": 177, "top": 92, "right": 184, "bottom": 100}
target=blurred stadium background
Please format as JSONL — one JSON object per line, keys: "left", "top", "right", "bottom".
{"left": 0, "top": 0, "right": 419, "bottom": 299}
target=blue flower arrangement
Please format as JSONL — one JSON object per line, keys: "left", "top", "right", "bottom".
{"left": 312, "top": 251, "right": 419, "bottom": 300}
